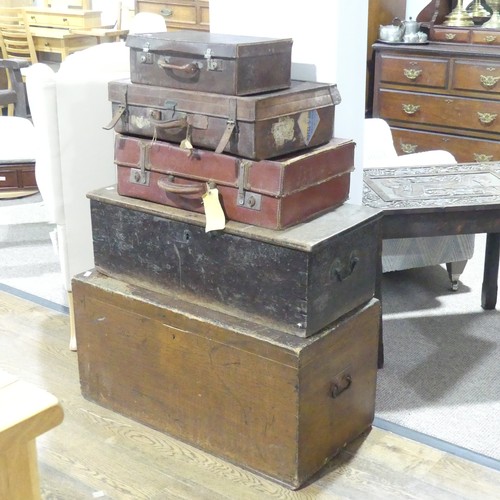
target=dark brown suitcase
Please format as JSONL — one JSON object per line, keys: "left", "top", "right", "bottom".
{"left": 114, "top": 134, "right": 354, "bottom": 230}
{"left": 89, "top": 185, "right": 382, "bottom": 337}
{"left": 107, "top": 79, "right": 340, "bottom": 160}
{"left": 127, "top": 31, "right": 292, "bottom": 95}
{"left": 73, "top": 270, "right": 380, "bottom": 490}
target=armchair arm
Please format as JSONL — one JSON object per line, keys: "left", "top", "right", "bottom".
{"left": 0, "top": 58, "right": 30, "bottom": 117}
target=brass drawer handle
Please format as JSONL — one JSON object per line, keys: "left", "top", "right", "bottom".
{"left": 445, "top": 33, "right": 456, "bottom": 40}
{"left": 473, "top": 153, "right": 494, "bottom": 162}
{"left": 160, "top": 8, "right": 173, "bottom": 17}
{"left": 485, "top": 35, "right": 497, "bottom": 43}
{"left": 480, "top": 74, "right": 500, "bottom": 88}
{"left": 402, "top": 103, "right": 420, "bottom": 115}
{"left": 477, "top": 112, "right": 497, "bottom": 124}
{"left": 403, "top": 68, "right": 422, "bottom": 80}
{"left": 400, "top": 143, "right": 418, "bottom": 154}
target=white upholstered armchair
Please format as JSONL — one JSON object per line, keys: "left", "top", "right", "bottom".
{"left": 24, "top": 14, "right": 167, "bottom": 349}
{"left": 362, "top": 118, "right": 475, "bottom": 289}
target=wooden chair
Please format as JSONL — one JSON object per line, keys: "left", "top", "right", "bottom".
{"left": 0, "top": 9, "right": 37, "bottom": 63}
{"left": 0, "top": 59, "right": 38, "bottom": 197}
{"left": 0, "top": 8, "right": 37, "bottom": 115}
{"left": 0, "top": 58, "right": 29, "bottom": 117}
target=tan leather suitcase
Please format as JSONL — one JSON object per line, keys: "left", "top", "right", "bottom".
{"left": 127, "top": 31, "right": 292, "bottom": 95}
{"left": 107, "top": 79, "right": 340, "bottom": 160}
{"left": 114, "top": 134, "right": 354, "bottom": 230}
{"left": 73, "top": 270, "right": 380, "bottom": 490}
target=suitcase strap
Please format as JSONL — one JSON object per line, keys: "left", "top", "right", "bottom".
{"left": 215, "top": 98, "right": 237, "bottom": 154}
{"left": 104, "top": 104, "right": 126, "bottom": 130}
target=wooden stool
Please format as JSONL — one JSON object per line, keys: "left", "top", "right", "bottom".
{"left": 0, "top": 371, "right": 64, "bottom": 500}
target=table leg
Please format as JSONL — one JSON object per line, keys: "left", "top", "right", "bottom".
{"left": 481, "top": 233, "right": 500, "bottom": 310}
{"left": 376, "top": 237, "right": 384, "bottom": 369}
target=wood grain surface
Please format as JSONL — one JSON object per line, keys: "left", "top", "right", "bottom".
{"left": 0, "top": 290, "right": 499, "bottom": 498}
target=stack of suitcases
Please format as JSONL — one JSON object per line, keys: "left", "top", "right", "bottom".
{"left": 72, "top": 31, "right": 383, "bottom": 490}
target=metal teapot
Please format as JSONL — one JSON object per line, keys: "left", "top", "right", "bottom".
{"left": 403, "top": 17, "right": 421, "bottom": 35}
{"left": 379, "top": 18, "right": 405, "bottom": 42}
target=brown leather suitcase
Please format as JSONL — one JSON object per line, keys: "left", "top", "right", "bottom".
{"left": 88, "top": 185, "right": 382, "bottom": 337}
{"left": 127, "top": 31, "right": 292, "bottom": 95}
{"left": 73, "top": 270, "right": 380, "bottom": 490}
{"left": 107, "top": 79, "right": 340, "bottom": 160}
{"left": 114, "top": 134, "right": 354, "bottom": 230}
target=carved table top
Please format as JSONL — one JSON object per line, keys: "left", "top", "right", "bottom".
{"left": 363, "top": 162, "right": 500, "bottom": 211}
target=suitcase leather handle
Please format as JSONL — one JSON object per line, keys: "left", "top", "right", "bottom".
{"left": 158, "top": 176, "right": 206, "bottom": 196}
{"left": 149, "top": 114, "right": 188, "bottom": 130}
{"left": 158, "top": 58, "right": 201, "bottom": 77}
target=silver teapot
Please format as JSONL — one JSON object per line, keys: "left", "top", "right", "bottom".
{"left": 379, "top": 18, "right": 405, "bottom": 42}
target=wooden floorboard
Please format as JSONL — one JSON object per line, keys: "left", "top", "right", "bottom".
{"left": 1, "top": 290, "right": 499, "bottom": 499}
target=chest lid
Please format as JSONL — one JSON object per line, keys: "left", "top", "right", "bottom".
{"left": 126, "top": 31, "right": 293, "bottom": 59}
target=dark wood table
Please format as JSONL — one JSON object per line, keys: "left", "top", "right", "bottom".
{"left": 362, "top": 162, "right": 500, "bottom": 367}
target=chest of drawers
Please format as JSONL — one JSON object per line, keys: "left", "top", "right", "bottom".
{"left": 372, "top": 42, "right": 500, "bottom": 163}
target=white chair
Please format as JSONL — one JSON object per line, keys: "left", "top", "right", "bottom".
{"left": 24, "top": 13, "right": 167, "bottom": 350}
{"left": 362, "top": 118, "right": 475, "bottom": 289}
{"left": 0, "top": 59, "right": 37, "bottom": 197}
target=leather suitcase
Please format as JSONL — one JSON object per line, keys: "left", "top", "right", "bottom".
{"left": 114, "top": 134, "right": 354, "bottom": 230}
{"left": 107, "top": 79, "right": 340, "bottom": 160}
{"left": 73, "top": 270, "right": 380, "bottom": 490}
{"left": 89, "top": 185, "right": 382, "bottom": 337}
{"left": 127, "top": 31, "right": 292, "bottom": 95}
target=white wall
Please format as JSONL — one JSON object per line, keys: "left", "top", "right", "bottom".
{"left": 210, "top": 0, "right": 369, "bottom": 204}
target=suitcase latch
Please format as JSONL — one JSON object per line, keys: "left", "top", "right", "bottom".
{"left": 237, "top": 160, "right": 261, "bottom": 210}
{"left": 130, "top": 142, "right": 150, "bottom": 186}
{"left": 140, "top": 43, "right": 153, "bottom": 63}
{"left": 204, "top": 48, "right": 223, "bottom": 72}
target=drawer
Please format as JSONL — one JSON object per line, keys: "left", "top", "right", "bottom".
{"left": 378, "top": 53, "right": 448, "bottom": 89}
{"left": 0, "top": 169, "right": 20, "bottom": 189}
{"left": 199, "top": 3, "right": 209, "bottom": 27}
{"left": 391, "top": 127, "right": 500, "bottom": 163}
{"left": 21, "top": 169, "right": 37, "bottom": 188}
{"left": 453, "top": 59, "right": 500, "bottom": 94}
{"left": 378, "top": 89, "right": 500, "bottom": 135}
{"left": 471, "top": 29, "right": 500, "bottom": 46}
{"left": 136, "top": 2, "right": 197, "bottom": 25}
{"left": 431, "top": 26, "right": 471, "bottom": 43}
{"left": 26, "top": 11, "right": 101, "bottom": 29}
{"left": 33, "top": 36, "right": 97, "bottom": 55}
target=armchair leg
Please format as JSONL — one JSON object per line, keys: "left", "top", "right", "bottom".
{"left": 68, "top": 291, "right": 77, "bottom": 351}
{"left": 446, "top": 259, "right": 468, "bottom": 291}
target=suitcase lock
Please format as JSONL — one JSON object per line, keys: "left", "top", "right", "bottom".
{"left": 237, "top": 160, "right": 261, "bottom": 211}
{"left": 204, "top": 48, "right": 223, "bottom": 72}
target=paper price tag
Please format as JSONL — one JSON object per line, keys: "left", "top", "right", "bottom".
{"left": 202, "top": 186, "right": 226, "bottom": 232}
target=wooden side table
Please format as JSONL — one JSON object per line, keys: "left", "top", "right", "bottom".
{"left": 363, "top": 162, "right": 500, "bottom": 367}
{"left": 0, "top": 371, "right": 64, "bottom": 500}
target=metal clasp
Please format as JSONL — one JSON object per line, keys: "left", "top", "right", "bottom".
{"left": 204, "top": 48, "right": 223, "bottom": 71}
{"left": 237, "top": 160, "right": 261, "bottom": 210}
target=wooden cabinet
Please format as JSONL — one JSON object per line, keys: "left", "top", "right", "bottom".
{"left": 373, "top": 42, "right": 500, "bottom": 163}
{"left": 135, "top": 0, "right": 209, "bottom": 32}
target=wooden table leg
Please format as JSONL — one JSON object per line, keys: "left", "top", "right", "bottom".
{"left": 376, "top": 236, "right": 384, "bottom": 369}
{"left": 0, "top": 372, "right": 64, "bottom": 500}
{"left": 481, "top": 233, "right": 500, "bottom": 310}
